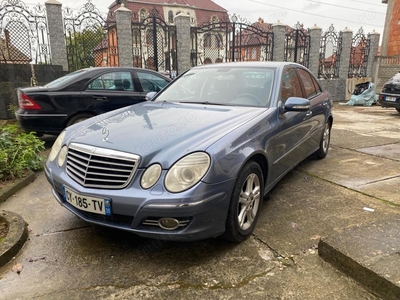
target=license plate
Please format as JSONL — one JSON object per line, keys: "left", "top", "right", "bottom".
{"left": 63, "top": 186, "right": 112, "bottom": 216}
{"left": 385, "top": 96, "right": 396, "bottom": 102}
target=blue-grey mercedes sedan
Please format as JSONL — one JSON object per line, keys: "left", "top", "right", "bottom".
{"left": 45, "top": 62, "right": 333, "bottom": 242}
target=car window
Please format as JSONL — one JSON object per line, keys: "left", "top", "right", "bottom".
{"left": 297, "top": 68, "right": 318, "bottom": 99}
{"left": 280, "top": 68, "right": 303, "bottom": 103}
{"left": 137, "top": 71, "right": 169, "bottom": 92}
{"left": 155, "top": 67, "right": 275, "bottom": 107}
{"left": 45, "top": 69, "right": 87, "bottom": 88}
{"left": 87, "top": 72, "right": 134, "bottom": 91}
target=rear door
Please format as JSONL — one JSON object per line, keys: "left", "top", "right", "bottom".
{"left": 81, "top": 70, "right": 145, "bottom": 113}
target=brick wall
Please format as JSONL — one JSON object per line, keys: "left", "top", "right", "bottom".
{"left": 387, "top": 0, "right": 400, "bottom": 56}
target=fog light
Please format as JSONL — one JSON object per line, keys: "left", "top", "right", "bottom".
{"left": 158, "top": 218, "right": 180, "bottom": 230}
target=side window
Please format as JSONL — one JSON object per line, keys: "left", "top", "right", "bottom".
{"left": 297, "top": 68, "right": 318, "bottom": 99}
{"left": 87, "top": 72, "right": 134, "bottom": 91}
{"left": 280, "top": 68, "right": 303, "bottom": 103}
{"left": 137, "top": 71, "right": 169, "bottom": 92}
{"left": 311, "top": 75, "right": 322, "bottom": 94}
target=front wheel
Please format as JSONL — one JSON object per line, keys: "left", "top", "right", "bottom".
{"left": 222, "top": 161, "right": 264, "bottom": 242}
{"left": 315, "top": 120, "right": 332, "bottom": 159}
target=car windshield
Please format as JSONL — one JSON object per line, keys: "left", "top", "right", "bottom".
{"left": 155, "top": 67, "right": 275, "bottom": 107}
{"left": 45, "top": 69, "right": 87, "bottom": 88}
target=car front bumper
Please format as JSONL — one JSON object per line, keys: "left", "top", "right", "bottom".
{"left": 45, "top": 165, "right": 235, "bottom": 242}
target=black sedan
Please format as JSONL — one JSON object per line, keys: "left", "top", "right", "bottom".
{"left": 15, "top": 67, "right": 171, "bottom": 135}
{"left": 378, "top": 72, "right": 400, "bottom": 113}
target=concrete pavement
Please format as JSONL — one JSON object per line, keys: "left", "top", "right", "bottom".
{"left": 0, "top": 104, "right": 399, "bottom": 299}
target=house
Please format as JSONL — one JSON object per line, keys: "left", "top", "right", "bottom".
{"left": 0, "top": 30, "right": 31, "bottom": 64}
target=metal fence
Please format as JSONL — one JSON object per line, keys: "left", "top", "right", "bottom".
{"left": 0, "top": 0, "right": 50, "bottom": 64}
{"left": 319, "top": 25, "right": 342, "bottom": 79}
{"left": 63, "top": 0, "right": 116, "bottom": 72}
{"left": 190, "top": 14, "right": 273, "bottom": 66}
{"left": 130, "top": 8, "right": 177, "bottom": 74}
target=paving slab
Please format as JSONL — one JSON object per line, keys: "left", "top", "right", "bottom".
{"left": 319, "top": 217, "right": 400, "bottom": 300}
{"left": 358, "top": 143, "right": 400, "bottom": 162}
{"left": 301, "top": 146, "right": 400, "bottom": 206}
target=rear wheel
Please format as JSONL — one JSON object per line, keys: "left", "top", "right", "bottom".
{"left": 222, "top": 161, "right": 264, "bottom": 242}
{"left": 66, "top": 113, "right": 94, "bottom": 127}
{"left": 315, "top": 120, "right": 331, "bottom": 159}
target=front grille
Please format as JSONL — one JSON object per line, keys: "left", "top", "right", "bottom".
{"left": 66, "top": 143, "right": 140, "bottom": 189}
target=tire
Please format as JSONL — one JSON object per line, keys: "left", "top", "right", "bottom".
{"left": 66, "top": 113, "right": 94, "bottom": 127}
{"left": 315, "top": 120, "right": 332, "bottom": 159}
{"left": 396, "top": 108, "right": 400, "bottom": 113}
{"left": 222, "top": 161, "right": 264, "bottom": 242}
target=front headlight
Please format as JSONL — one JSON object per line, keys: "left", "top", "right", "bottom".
{"left": 141, "top": 164, "right": 162, "bottom": 189}
{"left": 57, "top": 146, "right": 68, "bottom": 167}
{"left": 49, "top": 130, "right": 66, "bottom": 162}
{"left": 165, "top": 152, "right": 210, "bottom": 193}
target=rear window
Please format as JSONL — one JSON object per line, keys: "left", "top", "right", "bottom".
{"left": 45, "top": 69, "right": 87, "bottom": 88}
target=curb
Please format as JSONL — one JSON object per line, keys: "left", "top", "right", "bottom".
{"left": 0, "top": 171, "right": 36, "bottom": 204}
{"left": 0, "top": 210, "right": 29, "bottom": 267}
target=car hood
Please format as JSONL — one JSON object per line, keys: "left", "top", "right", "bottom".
{"left": 66, "top": 102, "right": 266, "bottom": 168}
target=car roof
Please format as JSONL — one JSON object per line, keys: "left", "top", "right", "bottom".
{"left": 192, "top": 61, "right": 305, "bottom": 70}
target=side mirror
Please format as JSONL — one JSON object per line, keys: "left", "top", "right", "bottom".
{"left": 284, "top": 97, "right": 310, "bottom": 112}
{"left": 145, "top": 91, "right": 157, "bottom": 101}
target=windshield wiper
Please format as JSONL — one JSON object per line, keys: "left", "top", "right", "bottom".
{"left": 179, "top": 101, "right": 227, "bottom": 106}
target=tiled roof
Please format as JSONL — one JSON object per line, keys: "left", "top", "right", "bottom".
{"left": 110, "top": 0, "right": 228, "bottom": 25}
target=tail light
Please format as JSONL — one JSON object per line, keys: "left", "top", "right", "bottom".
{"left": 17, "top": 91, "right": 42, "bottom": 110}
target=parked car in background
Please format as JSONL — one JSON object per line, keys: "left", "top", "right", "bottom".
{"left": 378, "top": 72, "right": 400, "bottom": 113}
{"left": 45, "top": 61, "right": 333, "bottom": 242}
{"left": 15, "top": 67, "right": 171, "bottom": 136}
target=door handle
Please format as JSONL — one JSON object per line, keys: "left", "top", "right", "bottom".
{"left": 93, "top": 96, "right": 107, "bottom": 101}
{"left": 304, "top": 111, "right": 313, "bottom": 120}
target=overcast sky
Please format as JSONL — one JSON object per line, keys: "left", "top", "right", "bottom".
{"left": 53, "top": 0, "right": 387, "bottom": 36}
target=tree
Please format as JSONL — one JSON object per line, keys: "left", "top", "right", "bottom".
{"left": 66, "top": 26, "right": 106, "bottom": 71}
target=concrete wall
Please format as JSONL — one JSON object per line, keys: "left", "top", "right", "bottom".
{"left": 0, "top": 64, "right": 65, "bottom": 119}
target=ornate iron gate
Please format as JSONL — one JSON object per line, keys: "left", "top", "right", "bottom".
{"left": 63, "top": 0, "right": 116, "bottom": 72}
{"left": 319, "top": 25, "right": 342, "bottom": 79}
{"left": 284, "top": 22, "right": 310, "bottom": 67}
{"left": 131, "top": 8, "right": 177, "bottom": 76}
{"left": 191, "top": 14, "right": 273, "bottom": 66}
{"left": 348, "top": 27, "right": 370, "bottom": 78}
{"left": 0, "top": 0, "right": 50, "bottom": 64}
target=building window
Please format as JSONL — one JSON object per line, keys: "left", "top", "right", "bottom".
{"left": 139, "top": 8, "right": 147, "bottom": 22}
{"left": 204, "top": 34, "right": 212, "bottom": 48}
{"left": 211, "top": 15, "right": 218, "bottom": 23}
{"left": 168, "top": 11, "right": 174, "bottom": 23}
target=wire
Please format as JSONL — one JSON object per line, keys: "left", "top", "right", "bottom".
{"left": 348, "top": 0, "right": 388, "bottom": 7}
{"left": 249, "top": 0, "right": 384, "bottom": 28}
{"left": 307, "top": 0, "right": 386, "bottom": 15}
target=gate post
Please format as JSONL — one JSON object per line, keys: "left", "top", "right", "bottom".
{"left": 45, "top": 0, "right": 68, "bottom": 71}
{"left": 367, "top": 30, "right": 380, "bottom": 79}
{"left": 115, "top": 5, "right": 133, "bottom": 67}
{"left": 309, "top": 25, "right": 322, "bottom": 76}
{"left": 338, "top": 28, "right": 353, "bottom": 79}
{"left": 272, "top": 21, "right": 286, "bottom": 62}
{"left": 175, "top": 14, "right": 191, "bottom": 74}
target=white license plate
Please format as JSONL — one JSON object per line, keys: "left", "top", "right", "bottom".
{"left": 63, "top": 186, "right": 112, "bottom": 216}
{"left": 385, "top": 96, "right": 396, "bottom": 102}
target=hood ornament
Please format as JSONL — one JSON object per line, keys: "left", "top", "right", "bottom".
{"left": 102, "top": 127, "right": 109, "bottom": 142}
